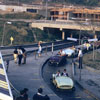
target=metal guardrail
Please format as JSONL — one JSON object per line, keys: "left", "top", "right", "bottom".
{"left": 2, "top": 41, "right": 78, "bottom": 61}
{"left": 0, "top": 40, "right": 67, "bottom": 50}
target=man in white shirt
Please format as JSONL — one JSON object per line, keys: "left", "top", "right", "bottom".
{"left": 18, "top": 47, "right": 23, "bottom": 66}
{"left": 78, "top": 48, "right": 83, "bottom": 69}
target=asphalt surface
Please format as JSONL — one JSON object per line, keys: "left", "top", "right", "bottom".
{"left": 42, "top": 59, "right": 97, "bottom": 100}
{"left": 7, "top": 51, "right": 62, "bottom": 100}
{"left": 5, "top": 50, "right": 100, "bottom": 100}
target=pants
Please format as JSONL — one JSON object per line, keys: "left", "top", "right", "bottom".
{"left": 79, "top": 57, "right": 82, "bottom": 69}
{"left": 13, "top": 54, "right": 18, "bottom": 63}
{"left": 18, "top": 55, "right": 23, "bottom": 65}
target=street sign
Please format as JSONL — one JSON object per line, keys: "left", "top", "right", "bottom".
{"left": 67, "top": 37, "right": 77, "bottom": 41}
{"left": 88, "top": 38, "right": 98, "bottom": 42}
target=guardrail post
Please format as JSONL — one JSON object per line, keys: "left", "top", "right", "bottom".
{"left": 34, "top": 50, "right": 37, "bottom": 60}
{"left": 52, "top": 43, "right": 54, "bottom": 54}
{"left": 6, "top": 60, "right": 9, "bottom": 73}
{"left": 93, "top": 42, "right": 95, "bottom": 61}
{"left": 45, "top": 46, "right": 48, "bottom": 55}
{"left": 72, "top": 58, "right": 76, "bottom": 76}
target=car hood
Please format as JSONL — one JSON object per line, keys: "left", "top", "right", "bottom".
{"left": 55, "top": 76, "right": 74, "bottom": 87}
{"left": 49, "top": 55, "right": 61, "bottom": 61}
{"left": 64, "top": 48, "right": 74, "bottom": 55}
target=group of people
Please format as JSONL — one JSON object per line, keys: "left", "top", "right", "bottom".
{"left": 55, "top": 69, "right": 69, "bottom": 77}
{"left": 13, "top": 46, "right": 26, "bottom": 66}
{"left": 16, "top": 88, "right": 50, "bottom": 100}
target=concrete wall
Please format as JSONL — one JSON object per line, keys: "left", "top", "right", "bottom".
{"left": 0, "top": 4, "right": 42, "bottom": 12}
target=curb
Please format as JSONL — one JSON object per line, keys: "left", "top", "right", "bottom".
{"left": 75, "top": 62, "right": 100, "bottom": 73}
{"left": 75, "top": 80, "right": 100, "bottom": 100}
{"left": 40, "top": 55, "right": 62, "bottom": 100}
{"left": 74, "top": 62, "right": 100, "bottom": 100}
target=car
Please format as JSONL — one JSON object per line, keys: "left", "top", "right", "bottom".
{"left": 63, "top": 47, "right": 78, "bottom": 57}
{"left": 48, "top": 54, "right": 67, "bottom": 66}
{"left": 51, "top": 74, "right": 75, "bottom": 91}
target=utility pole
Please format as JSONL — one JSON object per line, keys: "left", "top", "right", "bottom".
{"left": 1, "top": 21, "right": 12, "bottom": 46}
{"left": 1, "top": 23, "right": 6, "bottom": 46}
{"left": 45, "top": 0, "right": 48, "bottom": 20}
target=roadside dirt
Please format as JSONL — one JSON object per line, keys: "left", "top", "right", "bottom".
{"left": 83, "top": 51, "right": 100, "bottom": 70}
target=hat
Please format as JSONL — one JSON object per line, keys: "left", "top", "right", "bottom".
{"left": 38, "top": 88, "right": 43, "bottom": 93}
{"left": 23, "top": 88, "right": 28, "bottom": 92}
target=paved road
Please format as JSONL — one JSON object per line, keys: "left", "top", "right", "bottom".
{"left": 6, "top": 50, "right": 100, "bottom": 100}
{"left": 42, "top": 59, "right": 96, "bottom": 100}
{"left": 7, "top": 51, "right": 62, "bottom": 100}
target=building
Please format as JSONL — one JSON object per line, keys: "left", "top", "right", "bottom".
{"left": 50, "top": 7, "right": 100, "bottom": 22}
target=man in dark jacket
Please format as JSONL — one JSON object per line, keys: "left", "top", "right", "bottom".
{"left": 16, "top": 90, "right": 25, "bottom": 100}
{"left": 23, "top": 88, "right": 29, "bottom": 100}
{"left": 33, "top": 88, "right": 44, "bottom": 100}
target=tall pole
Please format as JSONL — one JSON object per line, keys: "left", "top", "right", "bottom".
{"left": 79, "top": 27, "right": 81, "bottom": 45}
{"left": 1, "top": 23, "right": 6, "bottom": 46}
{"left": 1, "top": 21, "right": 12, "bottom": 46}
{"left": 45, "top": 0, "right": 48, "bottom": 20}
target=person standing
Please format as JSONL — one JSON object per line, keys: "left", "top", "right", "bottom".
{"left": 18, "top": 47, "right": 23, "bottom": 66}
{"left": 13, "top": 48, "right": 18, "bottom": 63}
{"left": 38, "top": 42, "right": 42, "bottom": 57}
{"left": 21, "top": 47, "right": 27, "bottom": 64}
{"left": 78, "top": 48, "right": 83, "bottom": 69}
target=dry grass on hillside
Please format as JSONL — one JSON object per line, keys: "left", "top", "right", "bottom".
{"left": 83, "top": 51, "right": 100, "bottom": 70}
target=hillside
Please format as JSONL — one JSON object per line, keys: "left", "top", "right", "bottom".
{"left": 0, "top": 12, "right": 62, "bottom": 46}
{"left": 1, "top": 0, "right": 99, "bottom": 6}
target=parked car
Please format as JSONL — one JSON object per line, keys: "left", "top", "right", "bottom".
{"left": 48, "top": 54, "right": 67, "bottom": 66}
{"left": 51, "top": 74, "right": 75, "bottom": 91}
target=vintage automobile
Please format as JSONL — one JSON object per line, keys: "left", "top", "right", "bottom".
{"left": 63, "top": 47, "right": 78, "bottom": 57}
{"left": 51, "top": 74, "right": 75, "bottom": 91}
{"left": 48, "top": 54, "right": 67, "bottom": 66}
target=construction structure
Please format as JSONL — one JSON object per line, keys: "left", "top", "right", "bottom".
{"left": 50, "top": 7, "right": 100, "bottom": 21}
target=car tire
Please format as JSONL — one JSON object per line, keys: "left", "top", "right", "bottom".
{"left": 72, "top": 87, "right": 76, "bottom": 91}
{"left": 48, "top": 62, "right": 52, "bottom": 66}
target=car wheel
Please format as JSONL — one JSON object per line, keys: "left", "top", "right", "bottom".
{"left": 48, "top": 62, "right": 52, "bottom": 66}
{"left": 55, "top": 84, "right": 59, "bottom": 91}
{"left": 56, "top": 63, "right": 59, "bottom": 67}
{"left": 72, "top": 87, "right": 76, "bottom": 91}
